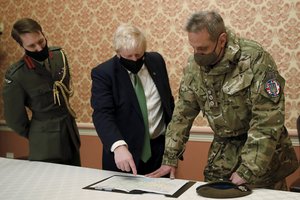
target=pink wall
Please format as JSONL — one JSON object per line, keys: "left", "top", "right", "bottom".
{"left": 1, "top": 0, "right": 300, "bottom": 129}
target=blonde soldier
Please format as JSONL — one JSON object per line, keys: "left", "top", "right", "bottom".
{"left": 147, "top": 11, "right": 298, "bottom": 190}
{"left": 2, "top": 18, "right": 80, "bottom": 166}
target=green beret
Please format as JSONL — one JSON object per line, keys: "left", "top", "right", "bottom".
{"left": 196, "top": 181, "right": 252, "bottom": 198}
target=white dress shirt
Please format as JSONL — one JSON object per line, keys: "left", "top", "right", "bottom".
{"left": 111, "top": 65, "right": 165, "bottom": 152}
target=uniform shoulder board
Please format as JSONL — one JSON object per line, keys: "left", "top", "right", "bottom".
{"left": 48, "top": 46, "right": 62, "bottom": 51}
{"left": 4, "top": 60, "right": 25, "bottom": 84}
{"left": 48, "top": 46, "right": 64, "bottom": 60}
{"left": 5, "top": 59, "right": 25, "bottom": 77}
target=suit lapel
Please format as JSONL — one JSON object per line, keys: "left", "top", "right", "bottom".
{"left": 144, "top": 53, "right": 164, "bottom": 102}
{"left": 144, "top": 53, "right": 170, "bottom": 115}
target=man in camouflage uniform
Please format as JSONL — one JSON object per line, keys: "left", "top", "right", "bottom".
{"left": 2, "top": 18, "right": 81, "bottom": 166}
{"left": 147, "top": 11, "right": 298, "bottom": 190}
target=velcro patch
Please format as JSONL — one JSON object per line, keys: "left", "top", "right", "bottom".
{"left": 265, "top": 79, "right": 280, "bottom": 97}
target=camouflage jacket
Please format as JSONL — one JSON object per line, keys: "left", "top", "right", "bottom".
{"left": 162, "top": 29, "right": 298, "bottom": 183}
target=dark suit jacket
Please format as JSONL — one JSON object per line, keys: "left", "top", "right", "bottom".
{"left": 91, "top": 52, "right": 174, "bottom": 171}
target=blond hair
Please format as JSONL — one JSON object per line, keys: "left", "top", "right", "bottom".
{"left": 113, "top": 24, "right": 147, "bottom": 53}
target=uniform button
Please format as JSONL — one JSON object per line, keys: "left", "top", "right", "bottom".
{"left": 208, "top": 95, "right": 213, "bottom": 100}
{"left": 207, "top": 90, "right": 212, "bottom": 94}
{"left": 209, "top": 101, "right": 215, "bottom": 106}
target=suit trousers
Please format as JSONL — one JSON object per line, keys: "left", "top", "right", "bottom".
{"left": 137, "top": 134, "right": 165, "bottom": 175}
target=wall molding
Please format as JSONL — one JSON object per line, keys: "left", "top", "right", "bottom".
{"left": 0, "top": 121, "right": 299, "bottom": 146}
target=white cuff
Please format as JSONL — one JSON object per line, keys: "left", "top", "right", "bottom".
{"left": 110, "top": 140, "right": 127, "bottom": 152}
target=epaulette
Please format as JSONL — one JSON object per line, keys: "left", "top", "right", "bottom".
{"left": 5, "top": 59, "right": 25, "bottom": 78}
{"left": 48, "top": 46, "right": 62, "bottom": 51}
{"left": 48, "top": 46, "right": 65, "bottom": 58}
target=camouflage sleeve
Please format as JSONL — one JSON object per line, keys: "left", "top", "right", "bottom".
{"left": 2, "top": 69, "right": 30, "bottom": 138}
{"left": 162, "top": 58, "right": 201, "bottom": 167}
{"left": 236, "top": 51, "right": 286, "bottom": 183}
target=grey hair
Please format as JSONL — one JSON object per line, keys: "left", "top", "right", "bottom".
{"left": 185, "top": 11, "right": 225, "bottom": 42}
{"left": 113, "top": 24, "right": 147, "bottom": 53}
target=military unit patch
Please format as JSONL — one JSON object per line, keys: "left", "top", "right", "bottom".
{"left": 265, "top": 79, "right": 280, "bottom": 97}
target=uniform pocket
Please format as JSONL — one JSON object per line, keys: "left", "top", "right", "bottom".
{"left": 27, "top": 84, "right": 54, "bottom": 109}
{"left": 27, "top": 83, "right": 52, "bottom": 97}
{"left": 223, "top": 68, "right": 253, "bottom": 95}
{"left": 205, "top": 139, "right": 245, "bottom": 181}
{"left": 221, "top": 68, "right": 253, "bottom": 131}
{"left": 28, "top": 119, "right": 62, "bottom": 161}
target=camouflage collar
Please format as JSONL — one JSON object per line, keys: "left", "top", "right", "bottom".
{"left": 202, "top": 28, "right": 241, "bottom": 75}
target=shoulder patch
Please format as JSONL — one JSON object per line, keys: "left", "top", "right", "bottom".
{"left": 263, "top": 70, "right": 281, "bottom": 98}
{"left": 265, "top": 79, "right": 280, "bottom": 97}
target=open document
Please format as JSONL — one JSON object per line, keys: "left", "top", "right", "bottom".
{"left": 84, "top": 175, "right": 195, "bottom": 197}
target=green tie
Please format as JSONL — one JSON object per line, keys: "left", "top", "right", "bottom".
{"left": 133, "top": 74, "right": 151, "bottom": 162}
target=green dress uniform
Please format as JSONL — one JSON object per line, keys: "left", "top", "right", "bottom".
{"left": 2, "top": 46, "right": 81, "bottom": 166}
{"left": 162, "top": 29, "right": 298, "bottom": 188}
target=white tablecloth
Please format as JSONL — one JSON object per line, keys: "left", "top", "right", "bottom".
{"left": 0, "top": 157, "right": 299, "bottom": 200}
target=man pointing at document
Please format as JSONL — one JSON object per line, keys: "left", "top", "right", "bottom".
{"left": 91, "top": 24, "right": 174, "bottom": 175}
{"left": 147, "top": 10, "right": 298, "bottom": 190}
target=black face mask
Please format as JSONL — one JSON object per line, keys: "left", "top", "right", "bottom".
{"left": 119, "top": 55, "right": 144, "bottom": 74}
{"left": 194, "top": 34, "right": 223, "bottom": 67}
{"left": 194, "top": 43, "right": 218, "bottom": 67}
{"left": 25, "top": 44, "right": 49, "bottom": 62}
